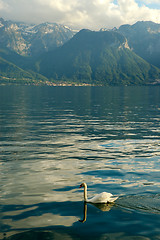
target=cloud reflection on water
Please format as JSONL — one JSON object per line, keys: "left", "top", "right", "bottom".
{"left": 1, "top": 138, "right": 160, "bottom": 205}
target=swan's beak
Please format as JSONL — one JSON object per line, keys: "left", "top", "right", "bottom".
{"left": 79, "top": 184, "right": 82, "bottom": 188}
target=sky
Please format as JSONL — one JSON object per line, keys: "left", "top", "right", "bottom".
{"left": 0, "top": 0, "right": 160, "bottom": 30}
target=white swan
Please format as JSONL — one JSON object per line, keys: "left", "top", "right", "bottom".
{"left": 79, "top": 182, "right": 118, "bottom": 203}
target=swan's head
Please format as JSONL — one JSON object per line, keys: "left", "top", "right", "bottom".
{"left": 79, "top": 182, "right": 87, "bottom": 188}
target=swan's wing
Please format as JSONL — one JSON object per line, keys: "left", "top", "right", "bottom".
{"left": 100, "top": 192, "right": 118, "bottom": 202}
{"left": 88, "top": 192, "right": 114, "bottom": 203}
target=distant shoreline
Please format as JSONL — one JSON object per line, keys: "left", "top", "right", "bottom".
{"left": 0, "top": 79, "right": 160, "bottom": 86}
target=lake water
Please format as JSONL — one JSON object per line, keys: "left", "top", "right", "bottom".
{"left": 0, "top": 85, "right": 160, "bottom": 240}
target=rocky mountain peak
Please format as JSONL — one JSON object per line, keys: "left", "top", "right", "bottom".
{"left": 0, "top": 18, "right": 75, "bottom": 56}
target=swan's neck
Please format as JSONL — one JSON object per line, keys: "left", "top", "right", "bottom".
{"left": 84, "top": 184, "right": 88, "bottom": 202}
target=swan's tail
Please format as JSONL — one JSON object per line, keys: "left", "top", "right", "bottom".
{"left": 109, "top": 196, "right": 118, "bottom": 202}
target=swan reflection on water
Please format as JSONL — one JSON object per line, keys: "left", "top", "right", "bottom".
{"left": 79, "top": 202, "right": 115, "bottom": 223}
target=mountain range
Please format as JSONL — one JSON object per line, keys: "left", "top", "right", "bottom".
{"left": 0, "top": 17, "right": 75, "bottom": 56}
{"left": 0, "top": 18, "right": 160, "bottom": 85}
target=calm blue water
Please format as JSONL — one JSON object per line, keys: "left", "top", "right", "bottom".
{"left": 0, "top": 85, "right": 160, "bottom": 240}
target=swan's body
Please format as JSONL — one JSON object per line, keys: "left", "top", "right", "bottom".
{"left": 79, "top": 182, "right": 118, "bottom": 203}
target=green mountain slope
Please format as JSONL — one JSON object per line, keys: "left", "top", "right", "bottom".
{"left": 0, "top": 56, "right": 47, "bottom": 84}
{"left": 38, "top": 29, "right": 160, "bottom": 85}
{"left": 0, "top": 47, "right": 35, "bottom": 70}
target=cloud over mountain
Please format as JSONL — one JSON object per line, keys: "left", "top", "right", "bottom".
{"left": 0, "top": 0, "right": 160, "bottom": 29}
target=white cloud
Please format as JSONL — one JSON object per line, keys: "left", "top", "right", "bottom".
{"left": 0, "top": 0, "right": 9, "bottom": 10}
{"left": 117, "top": 0, "right": 160, "bottom": 25}
{"left": 0, "top": 0, "right": 160, "bottom": 29}
{"left": 144, "top": 0, "right": 160, "bottom": 4}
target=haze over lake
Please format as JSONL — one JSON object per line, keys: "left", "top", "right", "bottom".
{"left": 0, "top": 85, "right": 160, "bottom": 240}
